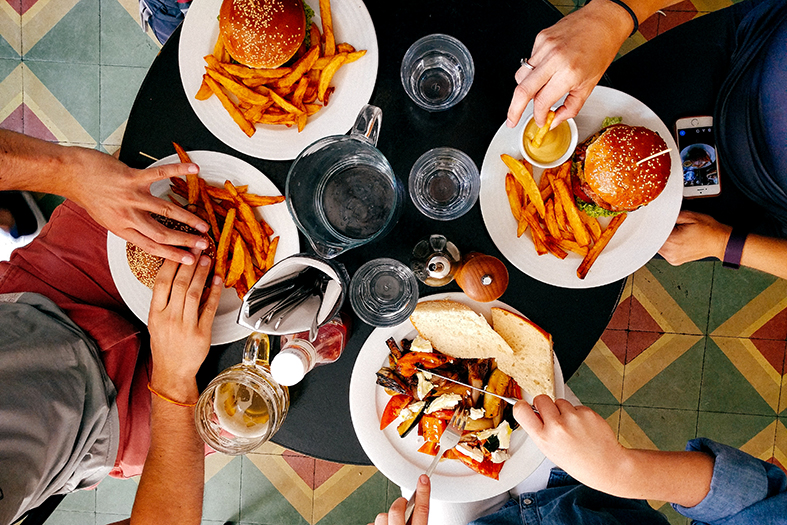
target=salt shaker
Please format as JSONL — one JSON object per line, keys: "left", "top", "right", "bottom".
{"left": 270, "top": 314, "right": 349, "bottom": 386}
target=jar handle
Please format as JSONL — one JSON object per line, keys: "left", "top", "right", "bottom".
{"left": 242, "top": 332, "right": 271, "bottom": 366}
{"left": 350, "top": 104, "right": 382, "bottom": 146}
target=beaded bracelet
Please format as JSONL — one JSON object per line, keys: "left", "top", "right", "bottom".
{"left": 602, "top": 0, "right": 640, "bottom": 37}
{"left": 147, "top": 382, "right": 197, "bottom": 408}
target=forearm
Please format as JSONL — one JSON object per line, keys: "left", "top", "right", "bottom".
{"left": 739, "top": 234, "right": 787, "bottom": 280}
{"left": 590, "top": 0, "right": 681, "bottom": 37}
{"left": 129, "top": 377, "right": 204, "bottom": 525}
{"left": 600, "top": 449, "right": 714, "bottom": 508}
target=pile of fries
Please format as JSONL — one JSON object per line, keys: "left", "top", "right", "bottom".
{"left": 171, "top": 143, "right": 284, "bottom": 298}
{"left": 501, "top": 154, "right": 627, "bottom": 280}
{"left": 196, "top": 0, "right": 366, "bottom": 135}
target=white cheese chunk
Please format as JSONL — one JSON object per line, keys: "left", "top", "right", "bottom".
{"left": 475, "top": 421, "right": 513, "bottom": 450}
{"left": 415, "top": 372, "right": 434, "bottom": 400}
{"left": 490, "top": 449, "right": 510, "bottom": 463}
{"left": 425, "top": 393, "right": 462, "bottom": 413}
{"left": 399, "top": 401, "right": 424, "bottom": 421}
{"left": 410, "top": 335, "right": 433, "bottom": 353}
{"left": 469, "top": 408, "right": 485, "bottom": 420}
{"left": 455, "top": 443, "right": 485, "bottom": 463}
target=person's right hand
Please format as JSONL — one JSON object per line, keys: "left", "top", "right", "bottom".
{"left": 514, "top": 396, "right": 630, "bottom": 492}
{"left": 370, "top": 475, "right": 430, "bottom": 525}
{"left": 506, "top": 0, "right": 632, "bottom": 129}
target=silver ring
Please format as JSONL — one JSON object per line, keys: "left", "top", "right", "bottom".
{"left": 520, "top": 58, "right": 535, "bottom": 70}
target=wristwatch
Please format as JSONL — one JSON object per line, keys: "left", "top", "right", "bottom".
{"left": 722, "top": 227, "right": 748, "bottom": 269}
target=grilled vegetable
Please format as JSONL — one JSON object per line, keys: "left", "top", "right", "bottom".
{"left": 376, "top": 367, "right": 410, "bottom": 396}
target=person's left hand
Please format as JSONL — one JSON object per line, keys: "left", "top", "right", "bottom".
{"left": 658, "top": 210, "right": 731, "bottom": 265}
{"left": 370, "top": 475, "right": 430, "bottom": 525}
{"left": 148, "top": 254, "right": 223, "bottom": 402}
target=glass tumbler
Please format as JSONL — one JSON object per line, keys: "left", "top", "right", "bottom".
{"left": 350, "top": 258, "right": 419, "bottom": 327}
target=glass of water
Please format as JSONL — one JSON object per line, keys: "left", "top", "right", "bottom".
{"left": 409, "top": 147, "right": 480, "bottom": 220}
{"left": 350, "top": 258, "right": 419, "bottom": 327}
{"left": 400, "top": 34, "right": 474, "bottom": 112}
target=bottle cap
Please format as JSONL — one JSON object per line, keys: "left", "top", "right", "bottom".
{"left": 270, "top": 350, "right": 309, "bottom": 386}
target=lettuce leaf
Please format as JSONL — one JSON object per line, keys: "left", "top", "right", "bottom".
{"left": 575, "top": 199, "right": 625, "bottom": 218}
{"left": 601, "top": 116, "right": 623, "bottom": 129}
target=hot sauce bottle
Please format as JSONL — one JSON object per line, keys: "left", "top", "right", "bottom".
{"left": 270, "top": 314, "right": 349, "bottom": 386}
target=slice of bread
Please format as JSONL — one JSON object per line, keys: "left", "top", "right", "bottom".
{"left": 409, "top": 300, "right": 514, "bottom": 359}
{"left": 491, "top": 307, "right": 555, "bottom": 399}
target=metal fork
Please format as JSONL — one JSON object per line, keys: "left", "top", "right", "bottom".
{"left": 403, "top": 406, "right": 468, "bottom": 524}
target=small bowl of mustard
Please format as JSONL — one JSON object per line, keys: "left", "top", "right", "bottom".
{"left": 518, "top": 109, "right": 578, "bottom": 169}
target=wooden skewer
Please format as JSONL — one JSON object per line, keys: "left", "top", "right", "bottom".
{"left": 139, "top": 151, "right": 159, "bottom": 161}
{"left": 636, "top": 148, "right": 671, "bottom": 165}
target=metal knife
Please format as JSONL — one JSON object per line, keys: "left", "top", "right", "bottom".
{"left": 414, "top": 366, "right": 521, "bottom": 405}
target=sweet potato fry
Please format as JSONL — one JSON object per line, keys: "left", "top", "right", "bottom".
{"left": 224, "top": 180, "right": 267, "bottom": 266}
{"left": 225, "top": 235, "right": 246, "bottom": 288}
{"left": 320, "top": 0, "right": 335, "bottom": 56}
{"left": 264, "top": 236, "right": 279, "bottom": 271}
{"left": 204, "top": 76, "right": 256, "bottom": 137}
{"left": 172, "top": 143, "right": 198, "bottom": 207}
{"left": 199, "top": 179, "right": 221, "bottom": 241}
{"left": 580, "top": 212, "right": 603, "bottom": 243}
{"left": 242, "top": 242, "right": 257, "bottom": 289}
{"left": 501, "top": 154, "right": 545, "bottom": 218}
{"left": 577, "top": 213, "right": 627, "bottom": 279}
{"left": 205, "top": 67, "right": 270, "bottom": 106}
{"left": 273, "top": 46, "right": 319, "bottom": 89}
{"left": 215, "top": 208, "right": 236, "bottom": 279}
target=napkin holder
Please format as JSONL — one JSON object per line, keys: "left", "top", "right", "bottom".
{"left": 237, "top": 254, "right": 349, "bottom": 335}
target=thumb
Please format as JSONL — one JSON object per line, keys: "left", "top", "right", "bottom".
{"left": 513, "top": 400, "right": 544, "bottom": 435}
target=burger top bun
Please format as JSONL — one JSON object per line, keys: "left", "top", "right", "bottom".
{"left": 583, "top": 124, "right": 670, "bottom": 212}
{"left": 219, "top": 0, "right": 306, "bottom": 69}
{"left": 126, "top": 216, "right": 216, "bottom": 289}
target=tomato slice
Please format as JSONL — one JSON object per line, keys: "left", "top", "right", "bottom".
{"left": 380, "top": 394, "right": 412, "bottom": 430}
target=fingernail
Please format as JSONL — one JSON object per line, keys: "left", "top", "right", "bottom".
{"left": 199, "top": 255, "right": 210, "bottom": 266}
{"left": 196, "top": 239, "right": 209, "bottom": 250}
{"left": 419, "top": 474, "right": 429, "bottom": 485}
{"left": 187, "top": 164, "right": 199, "bottom": 173}
{"left": 195, "top": 222, "right": 209, "bottom": 233}
{"left": 213, "top": 275, "right": 223, "bottom": 285}
{"left": 506, "top": 118, "right": 516, "bottom": 128}
{"left": 182, "top": 254, "right": 195, "bottom": 265}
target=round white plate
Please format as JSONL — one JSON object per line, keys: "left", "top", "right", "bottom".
{"left": 106, "top": 151, "right": 300, "bottom": 345}
{"left": 479, "top": 86, "right": 683, "bottom": 289}
{"left": 179, "top": 0, "right": 379, "bottom": 160}
{"left": 349, "top": 292, "right": 566, "bottom": 502}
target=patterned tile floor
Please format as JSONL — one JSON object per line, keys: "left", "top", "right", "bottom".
{"left": 1, "top": 1, "right": 784, "bottom": 524}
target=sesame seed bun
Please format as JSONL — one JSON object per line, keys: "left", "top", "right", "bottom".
{"left": 578, "top": 124, "right": 670, "bottom": 213}
{"left": 219, "top": 0, "right": 306, "bottom": 69}
{"left": 126, "top": 216, "right": 216, "bottom": 289}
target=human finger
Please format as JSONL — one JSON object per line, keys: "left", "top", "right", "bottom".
{"left": 123, "top": 227, "right": 198, "bottom": 265}
{"left": 532, "top": 394, "right": 561, "bottom": 421}
{"left": 554, "top": 398, "right": 578, "bottom": 414}
{"left": 136, "top": 210, "right": 210, "bottom": 248}
{"left": 552, "top": 88, "right": 592, "bottom": 126}
{"left": 138, "top": 161, "right": 200, "bottom": 184}
{"left": 513, "top": 400, "right": 544, "bottom": 434}
{"left": 411, "top": 475, "right": 431, "bottom": 525}
{"left": 169, "top": 249, "right": 202, "bottom": 313}
{"left": 386, "top": 497, "right": 406, "bottom": 524}
{"left": 183, "top": 255, "right": 213, "bottom": 321}
{"left": 199, "top": 275, "right": 224, "bottom": 332}
{"left": 150, "top": 259, "right": 179, "bottom": 313}
{"left": 507, "top": 65, "right": 553, "bottom": 128}
{"left": 140, "top": 197, "right": 210, "bottom": 236}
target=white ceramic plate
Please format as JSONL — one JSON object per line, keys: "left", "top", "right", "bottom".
{"left": 349, "top": 292, "right": 566, "bottom": 502}
{"left": 106, "top": 151, "right": 300, "bottom": 345}
{"left": 179, "top": 0, "right": 379, "bottom": 160}
{"left": 479, "top": 86, "right": 683, "bottom": 289}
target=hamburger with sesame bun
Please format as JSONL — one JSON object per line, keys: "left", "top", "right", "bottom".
{"left": 219, "top": 0, "right": 310, "bottom": 69}
{"left": 571, "top": 121, "right": 670, "bottom": 217}
{"left": 126, "top": 215, "right": 216, "bottom": 288}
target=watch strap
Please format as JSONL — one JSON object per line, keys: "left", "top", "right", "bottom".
{"left": 722, "top": 227, "right": 747, "bottom": 269}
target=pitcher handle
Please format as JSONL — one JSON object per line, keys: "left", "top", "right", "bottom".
{"left": 350, "top": 104, "right": 382, "bottom": 146}
{"left": 242, "top": 332, "right": 271, "bottom": 366}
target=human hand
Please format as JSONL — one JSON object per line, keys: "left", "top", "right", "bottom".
{"left": 506, "top": 0, "right": 632, "bottom": 129}
{"left": 66, "top": 148, "right": 210, "bottom": 264}
{"left": 514, "top": 396, "right": 629, "bottom": 491}
{"left": 658, "top": 210, "right": 731, "bottom": 265}
{"left": 370, "top": 475, "right": 430, "bottom": 525}
{"left": 148, "top": 254, "right": 222, "bottom": 402}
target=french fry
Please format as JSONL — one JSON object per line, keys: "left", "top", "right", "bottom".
{"left": 195, "top": 78, "right": 213, "bottom": 100}
{"left": 204, "top": 76, "right": 256, "bottom": 137}
{"left": 318, "top": 54, "right": 346, "bottom": 102}
{"left": 580, "top": 212, "right": 603, "bottom": 243}
{"left": 224, "top": 180, "right": 267, "bottom": 267}
{"left": 336, "top": 42, "right": 355, "bottom": 53}
{"left": 504, "top": 174, "right": 524, "bottom": 222}
{"left": 215, "top": 208, "right": 236, "bottom": 280}
{"left": 501, "top": 154, "right": 545, "bottom": 218}
{"left": 205, "top": 67, "right": 270, "bottom": 106}
{"left": 539, "top": 167, "right": 554, "bottom": 191}
{"left": 310, "top": 23, "right": 321, "bottom": 50}
{"left": 242, "top": 242, "right": 257, "bottom": 290}
{"left": 264, "top": 236, "right": 279, "bottom": 271}
{"left": 218, "top": 62, "right": 291, "bottom": 80}
{"left": 544, "top": 199, "right": 562, "bottom": 240}
{"left": 225, "top": 235, "right": 246, "bottom": 288}
{"left": 172, "top": 142, "right": 199, "bottom": 207}
{"left": 532, "top": 110, "right": 555, "bottom": 148}
{"left": 556, "top": 159, "right": 571, "bottom": 181}
{"left": 577, "top": 213, "right": 627, "bottom": 279}
{"left": 272, "top": 46, "right": 320, "bottom": 89}
{"left": 558, "top": 239, "right": 589, "bottom": 257}
{"left": 553, "top": 177, "right": 591, "bottom": 247}
{"left": 199, "top": 179, "right": 221, "bottom": 241}
{"left": 319, "top": 0, "right": 335, "bottom": 56}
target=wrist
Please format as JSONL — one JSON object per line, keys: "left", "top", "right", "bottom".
{"left": 585, "top": 0, "right": 637, "bottom": 42}
{"left": 150, "top": 373, "right": 199, "bottom": 405}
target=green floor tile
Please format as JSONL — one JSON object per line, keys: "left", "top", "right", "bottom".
{"left": 23, "top": 0, "right": 98, "bottom": 64}
{"left": 642, "top": 259, "right": 714, "bottom": 334}
{"left": 567, "top": 362, "right": 621, "bottom": 405}
{"left": 386, "top": 477, "right": 402, "bottom": 509}
{"left": 239, "top": 456, "right": 309, "bottom": 525}
{"left": 316, "top": 471, "right": 389, "bottom": 525}
{"left": 624, "top": 407, "right": 698, "bottom": 451}
{"left": 95, "top": 476, "right": 137, "bottom": 515}
{"left": 0, "top": 57, "right": 20, "bottom": 79}
{"left": 700, "top": 339, "right": 776, "bottom": 416}
{"left": 0, "top": 33, "right": 19, "bottom": 59}
{"left": 100, "top": 0, "right": 160, "bottom": 67}
{"left": 24, "top": 61, "right": 99, "bottom": 141}
{"left": 624, "top": 336, "right": 705, "bottom": 410}
{"left": 584, "top": 402, "right": 621, "bottom": 419}
{"left": 696, "top": 412, "right": 776, "bottom": 449}
{"left": 203, "top": 456, "right": 242, "bottom": 523}
{"left": 43, "top": 510, "right": 96, "bottom": 525}
{"left": 58, "top": 487, "right": 96, "bottom": 512}
{"left": 709, "top": 262, "right": 781, "bottom": 333}
{"left": 99, "top": 65, "right": 148, "bottom": 143}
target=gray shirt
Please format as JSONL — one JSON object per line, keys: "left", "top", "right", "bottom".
{"left": 0, "top": 292, "right": 119, "bottom": 525}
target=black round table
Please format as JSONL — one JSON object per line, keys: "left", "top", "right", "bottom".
{"left": 119, "top": 0, "right": 624, "bottom": 465}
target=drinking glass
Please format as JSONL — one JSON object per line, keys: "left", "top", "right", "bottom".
{"left": 286, "top": 105, "right": 404, "bottom": 259}
{"left": 350, "top": 258, "right": 419, "bottom": 327}
{"left": 400, "top": 34, "right": 474, "bottom": 112}
{"left": 195, "top": 333, "right": 289, "bottom": 455}
{"left": 409, "top": 147, "right": 480, "bottom": 220}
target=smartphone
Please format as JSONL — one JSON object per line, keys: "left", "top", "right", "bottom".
{"left": 675, "top": 116, "right": 721, "bottom": 198}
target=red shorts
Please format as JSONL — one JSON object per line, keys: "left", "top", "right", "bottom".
{"left": 0, "top": 200, "right": 151, "bottom": 478}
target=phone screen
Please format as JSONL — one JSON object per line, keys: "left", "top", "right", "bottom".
{"left": 677, "top": 125, "right": 719, "bottom": 188}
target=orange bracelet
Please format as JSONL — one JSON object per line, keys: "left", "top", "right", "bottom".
{"left": 147, "top": 382, "right": 197, "bottom": 408}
